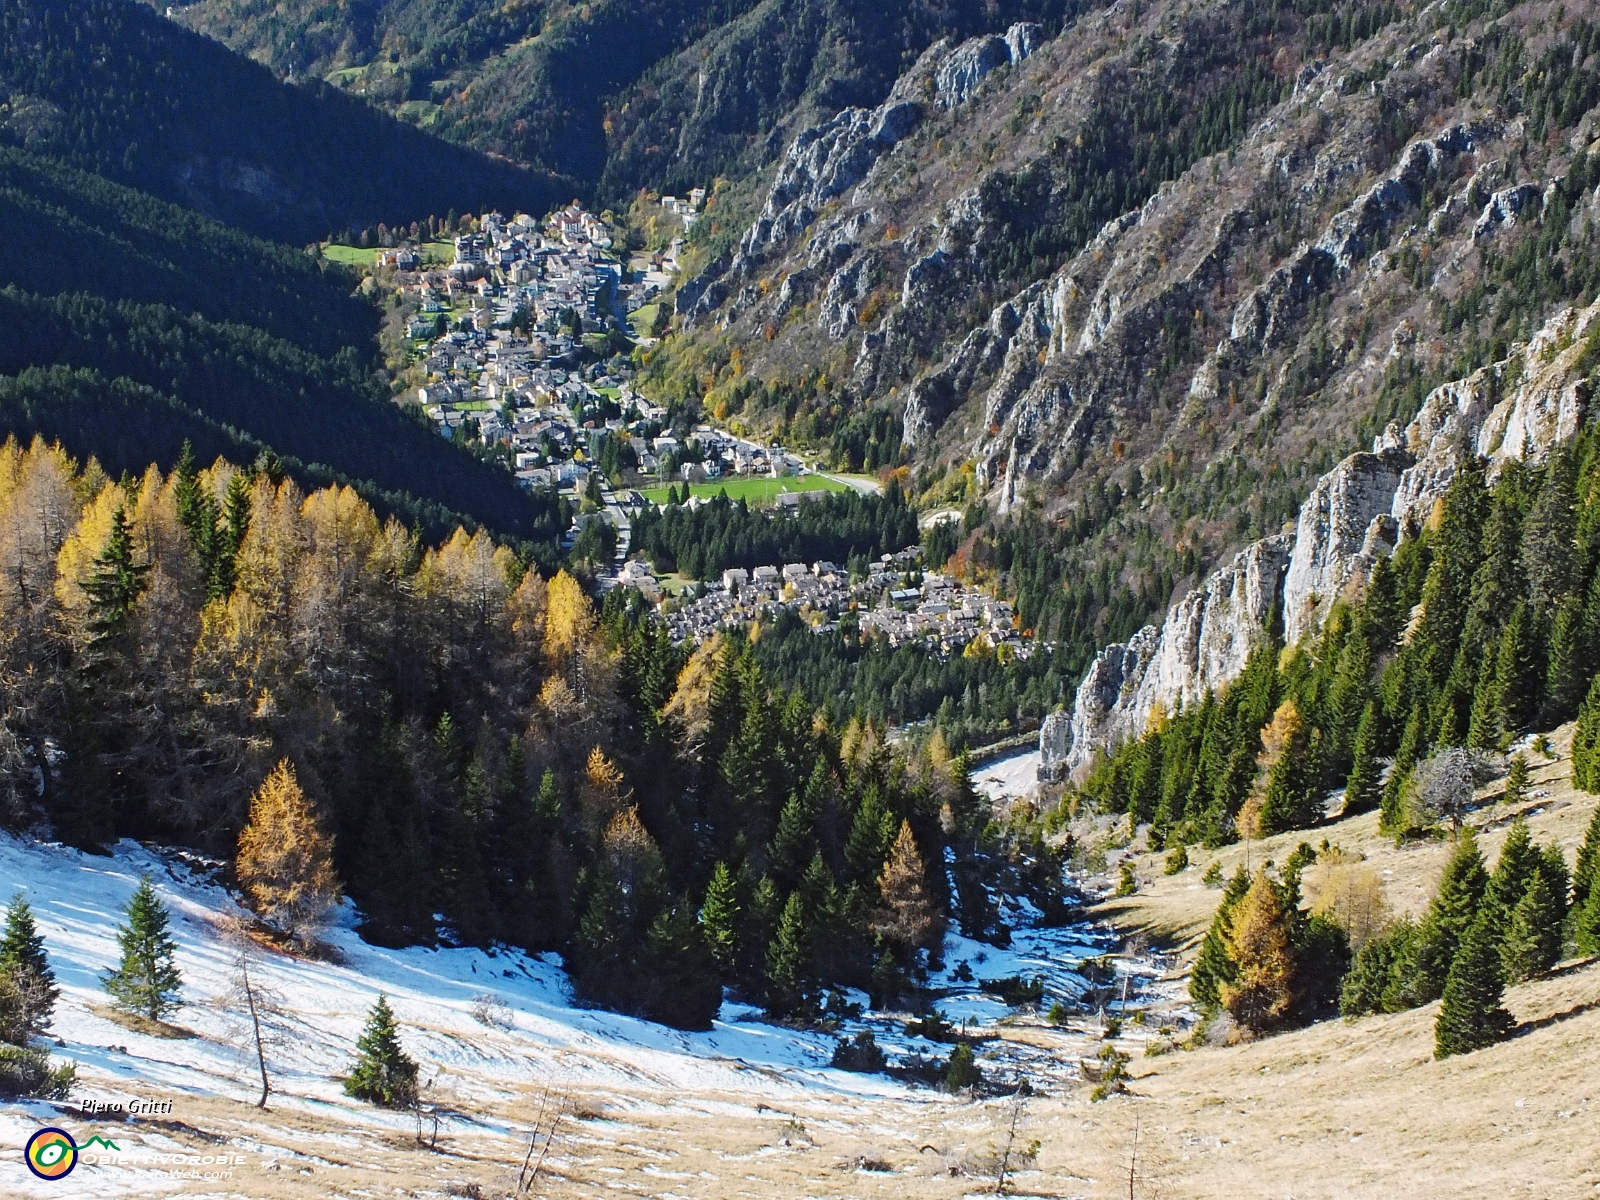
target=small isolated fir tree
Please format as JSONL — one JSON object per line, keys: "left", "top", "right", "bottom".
{"left": 1435, "top": 909, "right": 1514, "bottom": 1058}
{"left": 0, "top": 892, "right": 57, "bottom": 1038}
{"left": 236, "top": 759, "right": 341, "bottom": 944}
{"left": 344, "top": 994, "right": 418, "bottom": 1108}
{"left": 102, "top": 878, "right": 182, "bottom": 1021}
{"left": 1501, "top": 754, "right": 1531, "bottom": 808}
{"left": 944, "top": 1041, "right": 981, "bottom": 1090}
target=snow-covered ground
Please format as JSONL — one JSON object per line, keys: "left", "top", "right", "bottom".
{"left": 0, "top": 805, "right": 1173, "bottom": 1195}
{"left": 970, "top": 748, "right": 1041, "bottom": 808}
{"left": 0, "top": 834, "right": 914, "bottom": 1196}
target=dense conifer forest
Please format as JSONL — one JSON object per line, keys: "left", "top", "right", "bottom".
{"left": 630, "top": 481, "right": 919, "bottom": 578}
{"left": 0, "top": 0, "right": 560, "bottom": 242}
{"left": 1076, "top": 423, "right": 1600, "bottom": 851}
{"left": 0, "top": 148, "right": 565, "bottom": 548}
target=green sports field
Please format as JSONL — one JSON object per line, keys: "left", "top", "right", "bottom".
{"left": 638, "top": 475, "right": 848, "bottom": 506}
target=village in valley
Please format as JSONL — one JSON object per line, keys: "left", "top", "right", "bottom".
{"left": 342, "top": 197, "right": 1028, "bottom": 659}
{"left": 645, "top": 553, "right": 1026, "bottom": 658}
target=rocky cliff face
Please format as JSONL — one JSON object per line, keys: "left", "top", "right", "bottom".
{"left": 680, "top": 23, "right": 1045, "bottom": 324}
{"left": 1043, "top": 535, "right": 1294, "bottom": 776}
{"left": 1044, "top": 294, "right": 1600, "bottom": 777}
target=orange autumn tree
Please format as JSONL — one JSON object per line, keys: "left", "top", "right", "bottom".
{"left": 1220, "top": 869, "right": 1296, "bottom": 1033}
{"left": 237, "top": 759, "right": 341, "bottom": 945}
{"left": 875, "top": 821, "right": 939, "bottom": 949}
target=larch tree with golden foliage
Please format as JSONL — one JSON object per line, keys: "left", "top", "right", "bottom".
{"left": 1220, "top": 869, "right": 1296, "bottom": 1033}
{"left": 236, "top": 759, "right": 341, "bottom": 945}
{"left": 544, "top": 569, "right": 597, "bottom": 692}
{"left": 876, "top": 820, "right": 939, "bottom": 950}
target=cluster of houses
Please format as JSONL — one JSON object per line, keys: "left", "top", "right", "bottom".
{"left": 645, "top": 550, "right": 1027, "bottom": 658}
{"left": 659, "top": 189, "right": 707, "bottom": 229}
{"left": 394, "top": 201, "right": 817, "bottom": 503}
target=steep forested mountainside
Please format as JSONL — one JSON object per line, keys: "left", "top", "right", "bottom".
{"left": 0, "top": 0, "right": 560, "bottom": 242}
{"left": 0, "top": 148, "right": 565, "bottom": 546}
{"left": 164, "top": 0, "right": 1077, "bottom": 197}
{"left": 649, "top": 0, "right": 1600, "bottom": 686}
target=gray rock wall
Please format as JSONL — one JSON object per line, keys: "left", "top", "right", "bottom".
{"left": 1054, "top": 295, "right": 1599, "bottom": 775}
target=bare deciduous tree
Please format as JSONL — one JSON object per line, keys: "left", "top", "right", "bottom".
{"left": 214, "top": 919, "right": 288, "bottom": 1107}
{"left": 1411, "top": 748, "right": 1503, "bottom": 835}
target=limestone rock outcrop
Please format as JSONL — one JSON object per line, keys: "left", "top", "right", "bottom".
{"left": 1057, "top": 295, "right": 1599, "bottom": 773}
{"left": 1038, "top": 709, "right": 1072, "bottom": 782}
{"left": 1054, "top": 536, "right": 1292, "bottom": 774}
{"left": 681, "top": 22, "right": 1047, "bottom": 326}
{"left": 1281, "top": 449, "right": 1410, "bottom": 646}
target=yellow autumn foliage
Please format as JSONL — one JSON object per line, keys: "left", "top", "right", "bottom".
{"left": 237, "top": 759, "right": 341, "bottom": 942}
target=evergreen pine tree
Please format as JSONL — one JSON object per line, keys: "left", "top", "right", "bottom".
{"left": 1491, "top": 604, "right": 1541, "bottom": 737}
{"left": 1380, "top": 700, "right": 1426, "bottom": 834}
{"left": 1360, "top": 552, "right": 1404, "bottom": 649}
{"left": 1502, "top": 754, "right": 1531, "bottom": 808}
{"left": 1190, "top": 866, "right": 1250, "bottom": 1010}
{"left": 1573, "top": 801, "right": 1600, "bottom": 912}
{"left": 798, "top": 852, "right": 842, "bottom": 977}
{"left": 1396, "top": 829, "right": 1488, "bottom": 1007}
{"left": 1467, "top": 663, "right": 1500, "bottom": 750}
{"left": 101, "top": 878, "right": 182, "bottom": 1021}
{"left": 1485, "top": 818, "right": 1540, "bottom": 915}
{"left": 82, "top": 505, "right": 150, "bottom": 651}
{"left": 699, "top": 862, "right": 741, "bottom": 977}
{"left": 1522, "top": 448, "right": 1578, "bottom": 623}
{"left": 1576, "top": 881, "right": 1600, "bottom": 956}
{"left": 768, "top": 791, "right": 818, "bottom": 888}
{"left": 844, "top": 786, "right": 896, "bottom": 883}
{"left": 740, "top": 872, "right": 779, "bottom": 983}
{"left": 0, "top": 892, "right": 58, "bottom": 1039}
{"left": 534, "top": 768, "right": 563, "bottom": 824}
{"left": 1343, "top": 701, "right": 1382, "bottom": 814}
{"left": 572, "top": 867, "right": 631, "bottom": 1003}
{"left": 1500, "top": 867, "right": 1563, "bottom": 982}
{"left": 1340, "top": 917, "right": 1414, "bottom": 1017}
{"left": 1434, "top": 908, "right": 1514, "bottom": 1058}
{"left": 211, "top": 470, "right": 252, "bottom": 600}
{"left": 1542, "top": 595, "right": 1587, "bottom": 725}
{"left": 765, "top": 892, "right": 814, "bottom": 1018}
{"left": 639, "top": 902, "right": 722, "bottom": 1030}
{"left": 944, "top": 1041, "right": 981, "bottom": 1090}
{"left": 172, "top": 440, "right": 219, "bottom": 579}
{"left": 1324, "top": 629, "right": 1372, "bottom": 773}
{"left": 343, "top": 994, "right": 419, "bottom": 1107}
{"left": 1573, "top": 673, "right": 1600, "bottom": 793}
